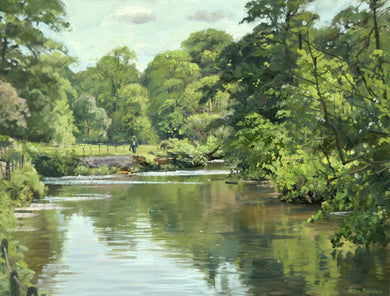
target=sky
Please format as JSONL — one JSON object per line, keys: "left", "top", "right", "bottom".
{"left": 54, "top": 0, "right": 358, "bottom": 72}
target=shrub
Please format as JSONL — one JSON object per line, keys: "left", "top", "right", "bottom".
{"left": 1, "top": 164, "right": 47, "bottom": 207}
{"left": 0, "top": 189, "right": 35, "bottom": 295}
{"left": 74, "top": 165, "right": 117, "bottom": 176}
{"left": 166, "top": 138, "right": 208, "bottom": 167}
{"left": 28, "top": 150, "right": 78, "bottom": 177}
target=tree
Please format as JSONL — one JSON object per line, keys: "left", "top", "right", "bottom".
{"left": 0, "top": 0, "right": 69, "bottom": 75}
{"left": 0, "top": 0, "right": 78, "bottom": 144}
{"left": 71, "top": 46, "right": 140, "bottom": 142}
{"left": 141, "top": 50, "right": 201, "bottom": 139}
{"left": 72, "top": 95, "right": 111, "bottom": 143}
{"left": 21, "top": 52, "right": 77, "bottom": 144}
{"left": 181, "top": 29, "right": 233, "bottom": 75}
{"left": 111, "top": 83, "right": 157, "bottom": 144}
{"left": 218, "top": 0, "right": 389, "bottom": 248}
{"left": 219, "top": 0, "right": 317, "bottom": 171}
{"left": 297, "top": 0, "right": 390, "bottom": 247}
{"left": 0, "top": 79, "right": 29, "bottom": 137}
{"left": 95, "top": 46, "right": 139, "bottom": 116}
{"left": 253, "top": 0, "right": 390, "bottom": 247}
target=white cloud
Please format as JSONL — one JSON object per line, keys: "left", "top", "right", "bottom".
{"left": 111, "top": 7, "right": 157, "bottom": 25}
{"left": 188, "top": 10, "right": 229, "bottom": 23}
{"left": 135, "top": 42, "right": 148, "bottom": 51}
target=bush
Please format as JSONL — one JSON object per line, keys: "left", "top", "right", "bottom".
{"left": 164, "top": 137, "right": 222, "bottom": 167}
{"left": 0, "top": 164, "right": 47, "bottom": 207}
{"left": 74, "top": 165, "right": 117, "bottom": 176}
{"left": 165, "top": 138, "right": 207, "bottom": 167}
{"left": 0, "top": 188, "right": 35, "bottom": 295}
{"left": 28, "top": 150, "right": 78, "bottom": 177}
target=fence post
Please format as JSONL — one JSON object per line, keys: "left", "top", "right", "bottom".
{"left": 27, "top": 287, "right": 38, "bottom": 296}
{"left": 1, "top": 239, "right": 8, "bottom": 261}
{"left": 10, "top": 271, "right": 20, "bottom": 296}
{"left": 6, "top": 161, "right": 10, "bottom": 181}
{"left": 98, "top": 143, "right": 101, "bottom": 155}
{"left": 21, "top": 154, "right": 24, "bottom": 169}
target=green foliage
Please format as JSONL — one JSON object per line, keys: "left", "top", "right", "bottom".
{"left": 94, "top": 46, "right": 139, "bottom": 116}
{"left": 28, "top": 150, "right": 78, "bottom": 177}
{"left": 1, "top": 164, "right": 47, "bottom": 207}
{"left": 142, "top": 50, "right": 201, "bottom": 139}
{"left": 0, "top": 236, "right": 35, "bottom": 296}
{"left": 0, "top": 0, "right": 69, "bottom": 75}
{"left": 111, "top": 83, "right": 158, "bottom": 144}
{"left": 72, "top": 95, "right": 111, "bottom": 143}
{"left": 226, "top": 113, "right": 289, "bottom": 180}
{"left": 166, "top": 138, "right": 208, "bottom": 167}
{"left": 219, "top": 0, "right": 390, "bottom": 248}
{"left": 165, "top": 137, "right": 223, "bottom": 167}
{"left": 0, "top": 171, "right": 42, "bottom": 295}
{"left": 71, "top": 47, "right": 146, "bottom": 142}
{"left": 74, "top": 165, "right": 118, "bottom": 176}
{"left": 0, "top": 79, "right": 29, "bottom": 137}
{"left": 0, "top": 136, "right": 11, "bottom": 150}
{"left": 21, "top": 52, "right": 77, "bottom": 144}
{"left": 0, "top": 0, "right": 76, "bottom": 145}
{"left": 182, "top": 112, "right": 221, "bottom": 143}
{"left": 181, "top": 28, "right": 233, "bottom": 75}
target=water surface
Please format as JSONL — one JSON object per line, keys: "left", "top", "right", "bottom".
{"left": 14, "top": 170, "right": 390, "bottom": 295}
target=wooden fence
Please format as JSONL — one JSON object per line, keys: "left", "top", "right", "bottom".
{"left": 0, "top": 155, "right": 24, "bottom": 181}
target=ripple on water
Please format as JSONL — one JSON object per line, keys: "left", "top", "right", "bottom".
{"left": 45, "top": 193, "right": 112, "bottom": 202}
{"left": 41, "top": 171, "right": 228, "bottom": 185}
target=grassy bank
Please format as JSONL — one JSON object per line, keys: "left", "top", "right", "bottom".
{"left": 0, "top": 153, "right": 46, "bottom": 295}
{"left": 24, "top": 143, "right": 170, "bottom": 177}
{"left": 25, "top": 139, "right": 223, "bottom": 177}
{"left": 29, "top": 143, "right": 164, "bottom": 158}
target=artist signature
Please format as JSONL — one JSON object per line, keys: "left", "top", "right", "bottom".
{"left": 347, "top": 287, "right": 384, "bottom": 295}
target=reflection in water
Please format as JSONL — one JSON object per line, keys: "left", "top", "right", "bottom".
{"left": 14, "top": 172, "right": 390, "bottom": 296}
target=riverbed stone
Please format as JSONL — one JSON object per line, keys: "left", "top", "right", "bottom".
{"left": 78, "top": 155, "right": 139, "bottom": 170}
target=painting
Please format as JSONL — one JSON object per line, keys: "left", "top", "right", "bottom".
{"left": 1, "top": 0, "right": 389, "bottom": 295}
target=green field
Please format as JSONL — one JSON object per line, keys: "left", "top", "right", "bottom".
{"left": 31, "top": 143, "right": 166, "bottom": 159}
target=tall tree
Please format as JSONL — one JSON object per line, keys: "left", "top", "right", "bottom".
{"left": 111, "top": 83, "right": 157, "bottom": 144}
{"left": 181, "top": 29, "right": 233, "bottom": 75}
{"left": 22, "top": 52, "right": 76, "bottom": 144}
{"left": 0, "top": 0, "right": 77, "bottom": 144}
{"left": 72, "top": 95, "right": 111, "bottom": 143}
{"left": 0, "top": 0, "right": 69, "bottom": 76}
{"left": 299, "top": 0, "right": 390, "bottom": 247}
{"left": 95, "top": 46, "right": 139, "bottom": 116}
{"left": 141, "top": 50, "right": 201, "bottom": 139}
{"left": 0, "top": 79, "right": 29, "bottom": 137}
{"left": 219, "top": 0, "right": 317, "bottom": 125}
{"left": 219, "top": 0, "right": 317, "bottom": 176}
{"left": 229, "top": 0, "right": 390, "bottom": 247}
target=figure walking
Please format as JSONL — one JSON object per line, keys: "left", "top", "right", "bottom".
{"left": 131, "top": 135, "right": 137, "bottom": 153}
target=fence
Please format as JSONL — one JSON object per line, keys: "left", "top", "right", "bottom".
{"left": 77, "top": 143, "right": 132, "bottom": 156}
{"left": 0, "top": 155, "right": 25, "bottom": 181}
{"left": 1, "top": 239, "right": 38, "bottom": 296}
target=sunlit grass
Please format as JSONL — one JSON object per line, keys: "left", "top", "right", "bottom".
{"left": 32, "top": 143, "right": 167, "bottom": 159}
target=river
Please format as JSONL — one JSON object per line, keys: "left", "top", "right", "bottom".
{"left": 14, "top": 169, "right": 389, "bottom": 295}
